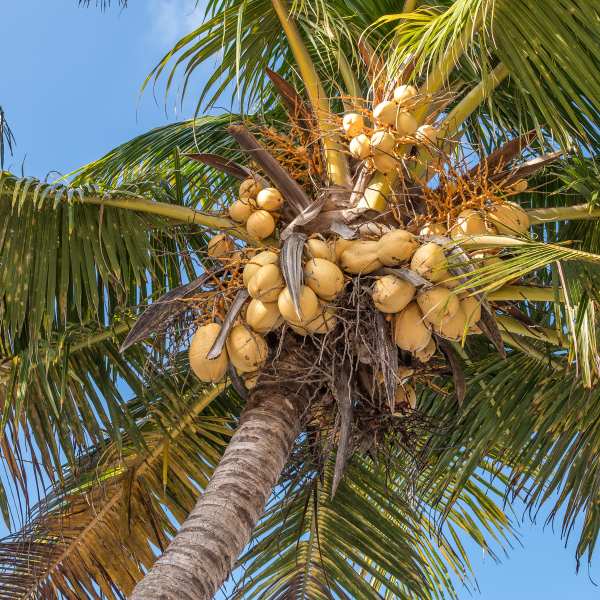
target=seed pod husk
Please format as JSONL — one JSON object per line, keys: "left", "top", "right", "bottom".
{"left": 414, "top": 338, "right": 436, "bottom": 363}
{"left": 410, "top": 242, "right": 449, "bottom": 282}
{"left": 189, "top": 323, "right": 229, "bottom": 382}
{"left": 377, "top": 229, "right": 418, "bottom": 266}
{"left": 278, "top": 285, "right": 320, "bottom": 324}
{"left": 415, "top": 124, "right": 439, "bottom": 145}
{"left": 243, "top": 250, "right": 279, "bottom": 286}
{"left": 417, "top": 286, "right": 460, "bottom": 326}
{"left": 229, "top": 200, "right": 253, "bottom": 223}
{"left": 349, "top": 134, "right": 371, "bottom": 160}
{"left": 246, "top": 210, "right": 276, "bottom": 240}
{"left": 246, "top": 298, "right": 283, "bottom": 333}
{"left": 239, "top": 177, "right": 261, "bottom": 198}
{"left": 226, "top": 324, "right": 268, "bottom": 373}
{"left": 461, "top": 295, "right": 481, "bottom": 327}
{"left": 373, "top": 101, "right": 399, "bottom": 127}
{"left": 486, "top": 201, "right": 530, "bottom": 235}
{"left": 306, "top": 237, "right": 336, "bottom": 263}
{"left": 394, "top": 302, "right": 432, "bottom": 352}
{"left": 393, "top": 84, "right": 418, "bottom": 106}
{"left": 371, "top": 130, "right": 396, "bottom": 156}
{"left": 339, "top": 240, "right": 382, "bottom": 274}
{"left": 511, "top": 178, "right": 528, "bottom": 193}
{"left": 304, "top": 258, "right": 345, "bottom": 301}
{"left": 247, "top": 263, "right": 285, "bottom": 302}
{"left": 450, "top": 209, "right": 495, "bottom": 239}
{"left": 372, "top": 275, "right": 415, "bottom": 313}
{"left": 395, "top": 111, "right": 418, "bottom": 137}
{"left": 207, "top": 234, "right": 235, "bottom": 259}
{"left": 433, "top": 307, "right": 468, "bottom": 341}
{"left": 343, "top": 113, "right": 365, "bottom": 137}
{"left": 256, "top": 187, "right": 284, "bottom": 211}
{"left": 394, "top": 384, "right": 417, "bottom": 411}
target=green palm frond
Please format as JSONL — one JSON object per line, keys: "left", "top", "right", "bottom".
{"left": 0, "top": 364, "right": 239, "bottom": 599}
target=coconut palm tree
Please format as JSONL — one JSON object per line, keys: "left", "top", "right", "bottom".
{"left": 1, "top": 0, "right": 600, "bottom": 599}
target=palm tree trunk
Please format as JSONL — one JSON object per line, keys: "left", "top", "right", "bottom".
{"left": 130, "top": 384, "right": 303, "bottom": 600}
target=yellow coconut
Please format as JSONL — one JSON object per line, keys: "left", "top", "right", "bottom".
{"left": 306, "top": 237, "right": 336, "bottom": 263}
{"left": 339, "top": 240, "right": 382, "bottom": 274}
{"left": 239, "top": 177, "right": 261, "bottom": 199}
{"left": 349, "top": 134, "right": 371, "bottom": 160}
{"left": 486, "top": 201, "right": 530, "bottom": 235}
{"left": 373, "top": 101, "right": 399, "bottom": 127}
{"left": 304, "top": 258, "right": 345, "bottom": 301}
{"left": 414, "top": 338, "right": 436, "bottom": 363}
{"left": 410, "top": 243, "right": 448, "bottom": 282}
{"left": 416, "top": 286, "right": 460, "bottom": 326}
{"left": 343, "top": 113, "right": 365, "bottom": 137}
{"left": 189, "top": 323, "right": 229, "bottom": 383}
{"left": 332, "top": 237, "right": 354, "bottom": 262}
{"left": 256, "top": 187, "right": 284, "bottom": 211}
{"left": 243, "top": 250, "right": 279, "bottom": 286}
{"left": 415, "top": 124, "right": 439, "bottom": 145}
{"left": 372, "top": 153, "right": 398, "bottom": 174}
{"left": 372, "top": 275, "right": 415, "bottom": 313}
{"left": 450, "top": 209, "right": 495, "bottom": 240}
{"left": 246, "top": 298, "right": 283, "bottom": 333}
{"left": 244, "top": 372, "right": 259, "bottom": 390}
{"left": 393, "top": 84, "right": 418, "bottom": 106}
{"left": 247, "top": 263, "right": 285, "bottom": 302}
{"left": 433, "top": 307, "right": 468, "bottom": 341}
{"left": 226, "top": 324, "right": 268, "bottom": 373}
{"left": 394, "top": 384, "right": 417, "bottom": 411}
{"left": 246, "top": 210, "right": 276, "bottom": 240}
{"left": 293, "top": 306, "right": 337, "bottom": 335}
{"left": 511, "top": 178, "right": 528, "bottom": 193}
{"left": 277, "top": 285, "right": 320, "bottom": 324}
{"left": 394, "top": 302, "right": 432, "bottom": 352}
{"left": 371, "top": 130, "right": 396, "bottom": 156}
{"left": 419, "top": 222, "right": 447, "bottom": 237}
{"left": 207, "top": 234, "right": 235, "bottom": 259}
{"left": 229, "top": 200, "right": 253, "bottom": 223}
{"left": 460, "top": 295, "right": 481, "bottom": 328}
{"left": 395, "top": 111, "right": 418, "bottom": 137}
{"left": 377, "top": 229, "right": 419, "bottom": 266}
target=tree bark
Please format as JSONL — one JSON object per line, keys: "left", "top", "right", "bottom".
{"left": 130, "top": 385, "right": 303, "bottom": 600}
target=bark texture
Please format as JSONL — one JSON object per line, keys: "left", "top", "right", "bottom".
{"left": 130, "top": 386, "right": 303, "bottom": 600}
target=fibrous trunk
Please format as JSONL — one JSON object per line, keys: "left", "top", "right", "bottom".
{"left": 130, "top": 385, "right": 303, "bottom": 600}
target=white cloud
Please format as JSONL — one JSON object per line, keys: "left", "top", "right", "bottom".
{"left": 147, "top": 0, "right": 204, "bottom": 47}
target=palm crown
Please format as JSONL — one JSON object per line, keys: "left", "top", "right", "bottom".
{"left": 1, "top": 0, "right": 600, "bottom": 598}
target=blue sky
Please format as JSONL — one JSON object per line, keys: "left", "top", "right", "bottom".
{"left": 2, "top": 1, "right": 600, "bottom": 598}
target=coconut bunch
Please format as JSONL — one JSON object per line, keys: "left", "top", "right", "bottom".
{"left": 342, "top": 85, "right": 439, "bottom": 174}
{"left": 228, "top": 177, "right": 283, "bottom": 240}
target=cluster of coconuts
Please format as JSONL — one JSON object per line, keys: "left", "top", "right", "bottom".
{"left": 228, "top": 177, "right": 283, "bottom": 240}
{"left": 342, "top": 85, "right": 438, "bottom": 174}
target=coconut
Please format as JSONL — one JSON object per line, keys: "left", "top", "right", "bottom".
{"left": 377, "top": 229, "right": 418, "bottom": 266}
{"left": 343, "top": 113, "right": 365, "bottom": 137}
{"left": 247, "top": 263, "right": 285, "bottom": 302}
{"left": 244, "top": 373, "right": 259, "bottom": 390}
{"left": 207, "top": 234, "right": 235, "bottom": 259}
{"left": 239, "top": 177, "right": 261, "bottom": 199}
{"left": 372, "top": 153, "right": 398, "bottom": 174}
{"left": 278, "top": 285, "right": 320, "bottom": 324}
{"left": 486, "top": 201, "right": 530, "bottom": 235}
{"left": 394, "top": 384, "right": 417, "bottom": 411}
{"left": 460, "top": 295, "right": 481, "bottom": 328}
{"left": 511, "top": 178, "right": 528, "bottom": 193}
{"left": 419, "top": 222, "right": 447, "bottom": 237}
{"left": 415, "top": 124, "right": 439, "bottom": 145}
{"left": 410, "top": 242, "right": 448, "bottom": 282}
{"left": 256, "top": 187, "right": 284, "bottom": 211}
{"left": 371, "top": 130, "right": 396, "bottom": 156}
{"left": 306, "top": 237, "right": 336, "bottom": 263}
{"left": 292, "top": 306, "right": 337, "bottom": 335}
{"left": 339, "top": 240, "right": 382, "bottom": 274}
{"left": 416, "top": 286, "right": 460, "bottom": 326}
{"left": 414, "top": 338, "right": 436, "bottom": 363}
{"left": 394, "top": 302, "right": 431, "bottom": 352}
{"left": 450, "top": 209, "right": 495, "bottom": 240}
{"left": 395, "top": 111, "right": 418, "bottom": 137}
{"left": 243, "top": 250, "right": 279, "bottom": 286}
{"left": 349, "top": 134, "right": 371, "bottom": 160}
{"left": 246, "top": 210, "right": 276, "bottom": 240}
{"left": 229, "top": 200, "right": 253, "bottom": 223}
{"left": 372, "top": 275, "right": 415, "bottom": 313}
{"left": 226, "top": 324, "right": 268, "bottom": 373}
{"left": 332, "top": 238, "right": 354, "bottom": 262}
{"left": 189, "top": 323, "right": 229, "bottom": 382}
{"left": 393, "top": 84, "right": 418, "bottom": 106}
{"left": 246, "top": 298, "right": 283, "bottom": 333}
{"left": 433, "top": 307, "right": 468, "bottom": 341}
{"left": 304, "top": 258, "right": 345, "bottom": 301}
{"left": 373, "top": 101, "right": 399, "bottom": 127}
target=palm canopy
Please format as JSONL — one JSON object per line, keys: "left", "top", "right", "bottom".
{"left": 1, "top": 0, "right": 600, "bottom": 598}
